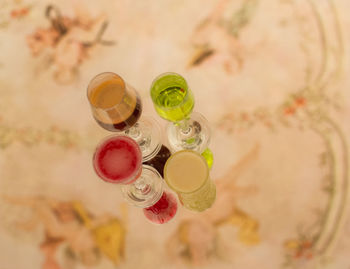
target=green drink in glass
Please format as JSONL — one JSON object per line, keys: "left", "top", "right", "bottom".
{"left": 150, "top": 72, "right": 213, "bottom": 168}
{"left": 151, "top": 73, "right": 194, "bottom": 122}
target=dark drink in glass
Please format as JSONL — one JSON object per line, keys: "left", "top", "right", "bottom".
{"left": 87, "top": 72, "right": 142, "bottom": 132}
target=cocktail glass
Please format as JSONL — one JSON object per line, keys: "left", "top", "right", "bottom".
{"left": 87, "top": 72, "right": 161, "bottom": 162}
{"left": 150, "top": 72, "right": 213, "bottom": 168}
{"left": 93, "top": 135, "right": 177, "bottom": 223}
{"left": 164, "top": 150, "right": 216, "bottom": 212}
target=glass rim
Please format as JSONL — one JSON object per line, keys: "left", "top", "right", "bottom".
{"left": 164, "top": 149, "right": 209, "bottom": 194}
{"left": 150, "top": 72, "right": 191, "bottom": 111}
{"left": 87, "top": 72, "right": 128, "bottom": 111}
{"left": 93, "top": 134, "right": 143, "bottom": 184}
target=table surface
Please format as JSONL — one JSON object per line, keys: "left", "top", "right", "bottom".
{"left": 0, "top": 0, "right": 350, "bottom": 268}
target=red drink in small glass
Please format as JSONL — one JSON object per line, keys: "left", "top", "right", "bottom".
{"left": 93, "top": 135, "right": 142, "bottom": 184}
{"left": 143, "top": 191, "right": 177, "bottom": 224}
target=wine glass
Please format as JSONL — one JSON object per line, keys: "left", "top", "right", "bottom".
{"left": 150, "top": 72, "right": 213, "bottom": 168}
{"left": 164, "top": 150, "right": 216, "bottom": 212}
{"left": 93, "top": 135, "right": 177, "bottom": 223}
{"left": 87, "top": 72, "right": 162, "bottom": 162}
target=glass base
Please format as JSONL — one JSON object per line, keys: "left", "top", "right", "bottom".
{"left": 125, "top": 116, "right": 162, "bottom": 162}
{"left": 121, "top": 165, "right": 163, "bottom": 208}
{"left": 179, "top": 179, "right": 216, "bottom": 212}
{"left": 167, "top": 112, "right": 211, "bottom": 153}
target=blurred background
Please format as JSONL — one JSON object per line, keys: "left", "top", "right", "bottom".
{"left": 0, "top": 0, "right": 349, "bottom": 268}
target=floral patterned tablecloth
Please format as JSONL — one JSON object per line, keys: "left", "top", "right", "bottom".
{"left": 0, "top": 0, "right": 350, "bottom": 268}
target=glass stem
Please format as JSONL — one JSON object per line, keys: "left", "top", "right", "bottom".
{"left": 126, "top": 124, "right": 141, "bottom": 139}
{"left": 133, "top": 176, "right": 150, "bottom": 195}
{"left": 177, "top": 118, "right": 192, "bottom": 135}
{"left": 134, "top": 177, "right": 146, "bottom": 190}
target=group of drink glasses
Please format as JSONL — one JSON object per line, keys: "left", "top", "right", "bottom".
{"left": 87, "top": 72, "right": 216, "bottom": 224}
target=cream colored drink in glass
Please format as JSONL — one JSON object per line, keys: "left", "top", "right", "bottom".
{"left": 164, "top": 150, "right": 216, "bottom": 212}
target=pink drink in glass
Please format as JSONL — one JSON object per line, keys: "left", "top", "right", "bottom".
{"left": 93, "top": 135, "right": 142, "bottom": 184}
{"left": 143, "top": 191, "right": 177, "bottom": 224}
